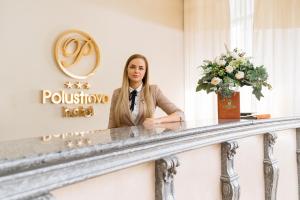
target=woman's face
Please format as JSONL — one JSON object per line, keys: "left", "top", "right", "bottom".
{"left": 127, "top": 58, "right": 146, "bottom": 85}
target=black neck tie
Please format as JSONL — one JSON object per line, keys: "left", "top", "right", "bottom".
{"left": 129, "top": 90, "right": 137, "bottom": 112}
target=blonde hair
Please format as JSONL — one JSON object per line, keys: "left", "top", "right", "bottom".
{"left": 114, "top": 54, "right": 154, "bottom": 127}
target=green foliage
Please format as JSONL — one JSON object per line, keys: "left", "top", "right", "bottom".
{"left": 196, "top": 48, "right": 272, "bottom": 100}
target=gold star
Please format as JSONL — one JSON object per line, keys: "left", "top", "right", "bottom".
{"left": 84, "top": 82, "right": 91, "bottom": 89}
{"left": 76, "top": 139, "right": 84, "bottom": 146}
{"left": 41, "top": 135, "right": 52, "bottom": 142}
{"left": 66, "top": 140, "right": 73, "bottom": 148}
{"left": 85, "top": 138, "right": 92, "bottom": 145}
{"left": 74, "top": 132, "right": 80, "bottom": 136}
{"left": 75, "top": 82, "right": 83, "bottom": 89}
{"left": 79, "top": 132, "right": 85, "bottom": 137}
{"left": 64, "top": 81, "right": 73, "bottom": 89}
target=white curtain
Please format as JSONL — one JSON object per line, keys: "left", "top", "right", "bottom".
{"left": 230, "top": 0, "right": 254, "bottom": 54}
{"left": 230, "top": 0, "right": 255, "bottom": 113}
{"left": 253, "top": 0, "right": 300, "bottom": 116}
{"left": 184, "top": 0, "right": 230, "bottom": 120}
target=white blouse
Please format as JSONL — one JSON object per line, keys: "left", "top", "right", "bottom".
{"left": 129, "top": 84, "right": 143, "bottom": 124}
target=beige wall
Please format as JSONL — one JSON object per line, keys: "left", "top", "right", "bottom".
{"left": 53, "top": 129, "right": 298, "bottom": 200}
{"left": 0, "top": 0, "right": 184, "bottom": 141}
{"left": 53, "top": 162, "right": 155, "bottom": 200}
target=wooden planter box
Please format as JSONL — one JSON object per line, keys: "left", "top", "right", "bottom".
{"left": 217, "top": 92, "right": 240, "bottom": 120}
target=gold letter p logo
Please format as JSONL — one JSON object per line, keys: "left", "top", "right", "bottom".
{"left": 54, "top": 30, "right": 100, "bottom": 80}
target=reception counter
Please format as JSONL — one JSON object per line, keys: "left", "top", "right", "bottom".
{"left": 1, "top": 117, "right": 300, "bottom": 200}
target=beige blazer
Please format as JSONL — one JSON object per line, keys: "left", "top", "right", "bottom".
{"left": 108, "top": 85, "right": 184, "bottom": 129}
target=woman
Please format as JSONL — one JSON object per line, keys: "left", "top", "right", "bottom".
{"left": 108, "top": 54, "right": 184, "bottom": 129}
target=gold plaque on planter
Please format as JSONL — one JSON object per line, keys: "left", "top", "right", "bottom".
{"left": 54, "top": 30, "right": 100, "bottom": 79}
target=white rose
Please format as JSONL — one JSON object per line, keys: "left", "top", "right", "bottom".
{"left": 225, "top": 65, "right": 234, "bottom": 73}
{"left": 235, "top": 71, "right": 245, "bottom": 79}
{"left": 211, "top": 77, "right": 222, "bottom": 85}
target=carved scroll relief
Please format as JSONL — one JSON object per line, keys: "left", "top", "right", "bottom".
{"left": 263, "top": 132, "right": 279, "bottom": 200}
{"left": 155, "top": 156, "right": 179, "bottom": 200}
{"left": 221, "top": 141, "right": 240, "bottom": 200}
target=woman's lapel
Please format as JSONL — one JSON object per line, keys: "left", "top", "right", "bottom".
{"left": 125, "top": 106, "right": 135, "bottom": 125}
{"left": 125, "top": 86, "right": 145, "bottom": 126}
{"left": 136, "top": 92, "right": 145, "bottom": 125}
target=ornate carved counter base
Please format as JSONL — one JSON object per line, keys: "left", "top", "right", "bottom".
{"left": 221, "top": 141, "right": 240, "bottom": 200}
{"left": 155, "top": 156, "right": 179, "bottom": 200}
{"left": 264, "top": 133, "right": 279, "bottom": 200}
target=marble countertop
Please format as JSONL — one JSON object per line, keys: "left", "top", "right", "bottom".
{"left": 0, "top": 119, "right": 254, "bottom": 161}
{"left": 1, "top": 116, "right": 300, "bottom": 200}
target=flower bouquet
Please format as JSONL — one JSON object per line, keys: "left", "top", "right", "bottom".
{"left": 196, "top": 46, "right": 272, "bottom": 100}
